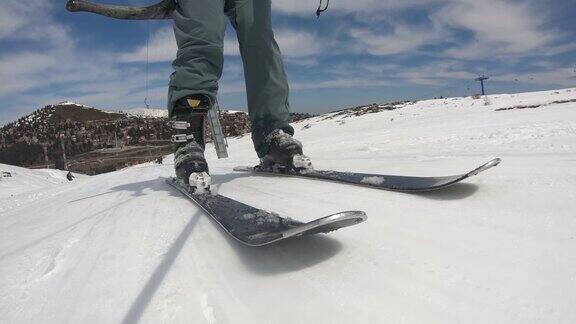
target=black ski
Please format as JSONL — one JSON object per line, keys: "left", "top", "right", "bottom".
{"left": 233, "top": 158, "right": 501, "bottom": 193}
{"left": 166, "top": 178, "right": 367, "bottom": 246}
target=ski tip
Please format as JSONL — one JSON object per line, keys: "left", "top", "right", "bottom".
{"left": 483, "top": 157, "right": 502, "bottom": 169}
{"left": 282, "top": 210, "right": 368, "bottom": 238}
{"left": 332, "top": 210, "right": 368, "bottom": 223}
{"left": 468, "top": 158, "right": 502, "bottom": 177}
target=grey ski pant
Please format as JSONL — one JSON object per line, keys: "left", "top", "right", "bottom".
{"left": 167, "top": 0, "right": 294, "bottom": 157}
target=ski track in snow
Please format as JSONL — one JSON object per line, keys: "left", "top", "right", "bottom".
{"left": 1, "top": 88, "right": 576, "bottom": 323}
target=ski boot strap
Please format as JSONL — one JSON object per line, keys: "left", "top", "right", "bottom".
{"left": 171, "top": 111, "right": 206, "bottom": 146}
{"left": 171, "top": 133, "right": 195, "bottom": 143}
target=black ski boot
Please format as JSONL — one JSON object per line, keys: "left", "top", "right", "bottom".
{"left": 259, "top": 129, "right": 313, "bottom": 173}
{"left": 172, "top": 95, "right": 211, "bottom": 193}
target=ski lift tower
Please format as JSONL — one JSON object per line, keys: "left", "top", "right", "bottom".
{"left": 475, "top": 75, "right": 489, "bottom": 96}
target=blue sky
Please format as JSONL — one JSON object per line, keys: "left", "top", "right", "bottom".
{"left": 1, "top": 0, "right": 575, "bottom": 125}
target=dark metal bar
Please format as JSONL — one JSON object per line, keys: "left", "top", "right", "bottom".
{"left": 65, "top": 0, "right": 175, "bottom": 20}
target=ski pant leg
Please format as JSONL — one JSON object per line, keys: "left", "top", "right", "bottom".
{"left": 226, "top": 0, "right": 294, "bottom": 158}
{"left": 167, "top": 0, "right": 226, "bottom": 117}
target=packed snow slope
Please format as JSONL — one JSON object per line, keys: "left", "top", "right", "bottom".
{"left": 2, "top": 88, "right": 576, "bottom": 323}
{"left": 0, "top": 165, "right": 83, "bottom": 201}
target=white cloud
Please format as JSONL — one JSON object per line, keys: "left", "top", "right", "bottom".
{"left": 0, "top": 0, "right": 50, "bottom": 38}
{"left": 348, "top": 25, "right": 446, "bottom": 56}
{"left": 0, "top": 0, "right": 72, "bottom": 47}
{"left": 396, "top": 63, "right": 478, "bottom": 86}
{"left": 120, "top": 27, "right": 177, "bottom": 63}
{"left": 435, "top": 0, "right": 559, "bottom": 59}
{"left": 275, "top": 29, "right": 323, "bottom": 58}
{"left": 285, "top": 57, "right": 319, "bottom": 67}
{"left": 120, "top": 26, "right": 322, "bottom": 63}
{"left": 492, "top": 67, "right": 576, "bottom": 88}
{"left": 275, "top": 0, "right": 569, "bottom": 61}
{"left": 120, "top": 27, "right": 240, "bottom": 63}
{"left": 272, "top": 0, "right": 432, "bottom": 16}
{"left": 290, "top": 77, "right": 393, "bottom": 91}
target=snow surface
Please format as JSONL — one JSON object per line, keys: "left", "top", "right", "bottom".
{"left": 124, "top": 108, "right": 169, "bottom": 118}
{"left": 0, "top": 165, "right": 84, "bottom": 201}
{"left": 1, "top": 88, "right": 576, "bottom": 323}
{"left": 360, "top": 176, "right": 386, "bottom": 185}
{"left": 56, "top": 101, "right": 92, "bottom": 108}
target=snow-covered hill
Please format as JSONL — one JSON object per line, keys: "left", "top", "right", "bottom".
{"left": 1, "top": 88, "right": 576, "bottom": 323}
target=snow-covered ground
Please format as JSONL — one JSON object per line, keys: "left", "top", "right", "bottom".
{"left": 0, "top": 165, "right": 83, "bottom": 202}
{"left": 1, "top": 88, "right": 576, "bottom": 323}
{"left": 56, "top": 101, "right": 92, "bottom": 108}
{"left": 123, "top": 108, "right": 169, "bottom": 118}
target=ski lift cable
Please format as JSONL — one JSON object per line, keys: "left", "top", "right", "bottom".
{"left": 144, "top": 20, "right": 151, "bottom": 109}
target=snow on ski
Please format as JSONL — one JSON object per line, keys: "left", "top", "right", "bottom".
{"left": 166, "top": 178, "right": 367, "bottom": 246}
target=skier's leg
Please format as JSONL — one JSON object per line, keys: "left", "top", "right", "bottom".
{"left": 168, "top": 0, "right": 227, "bottom": 116}
{"left": 168, "top": 0, "right": 226, "bottom": 189}
{"left": 226, "top": 0, "right": 295, "bottom": 158}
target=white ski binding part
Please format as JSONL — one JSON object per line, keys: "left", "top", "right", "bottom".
{"left": 292, "top": 154, "right": 314, "bottom": 173}
{"left": 189, "top": 172, "right": 211, "bottom": 194}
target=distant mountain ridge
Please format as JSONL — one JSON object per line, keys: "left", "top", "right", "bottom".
{"left": 0, "top": 102, "right": 173, "bottom": 168}
{"left": 7, "top": 101, "right": 126, "bottom": 130}
{"left": 50, "top": 102, "right": 126, "bottom": 122}
{"left": 0, "top": 101, "right": 314, "bottom": 170}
